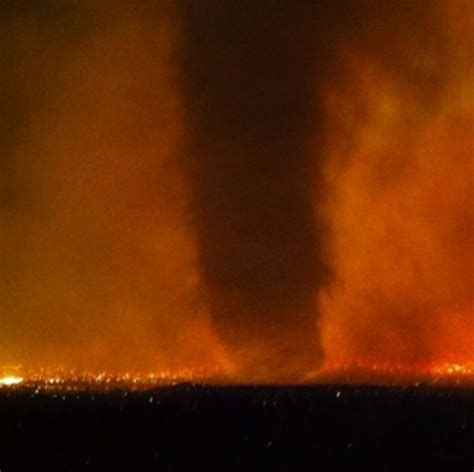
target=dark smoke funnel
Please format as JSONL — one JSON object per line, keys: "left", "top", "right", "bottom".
{"left": 180, "top": 1, "right": 330, "bottom": 380}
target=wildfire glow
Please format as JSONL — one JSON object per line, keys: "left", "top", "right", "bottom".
{"left": 0, "top": 376, "right": 24, "bottom": 386}
{"left": 0, "top": 1, "right": 472, "bottom": 386}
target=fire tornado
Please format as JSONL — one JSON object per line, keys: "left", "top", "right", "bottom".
{"left": 180, "top": 2, "right": 328, "bottom": 380}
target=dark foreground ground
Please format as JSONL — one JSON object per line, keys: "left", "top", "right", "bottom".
{"left": 0, "top": 385, "right": 473, "bottom": 471}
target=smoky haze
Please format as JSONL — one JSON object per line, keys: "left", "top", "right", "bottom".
{"left": 0, "top": 1, "right": 226, "bottom": 374}
{"left": 0, "top": 1, "right": 472, "bottom": 383}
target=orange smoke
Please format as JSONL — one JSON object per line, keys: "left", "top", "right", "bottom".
{"left": 1, "top": 1, "right": 472, "bottom": 385}
{"left": 0, "top": 3, "right": 228, "bottom": 375}
{"left": 319, "top": 1, "right": 473, "bottom": 375}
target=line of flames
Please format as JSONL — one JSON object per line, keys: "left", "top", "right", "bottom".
{"left": 0, "top": 361, "right": 473, "bottom": 390}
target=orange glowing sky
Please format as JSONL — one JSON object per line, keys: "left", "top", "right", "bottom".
{"left": 0, "top": 1, "right": 472, "bottom": 384}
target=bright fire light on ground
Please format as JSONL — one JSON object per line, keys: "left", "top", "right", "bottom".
{"left": 0, "top": 362, "right": 473, "bottom": 392}
{"left": 0, "top": 376, "right": 24, "bottom": 386}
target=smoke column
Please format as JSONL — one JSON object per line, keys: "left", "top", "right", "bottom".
{"left": 179, "top": 2, "right": 330, "bottom": 380}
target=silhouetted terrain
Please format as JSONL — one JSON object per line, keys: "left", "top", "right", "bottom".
{"left": 0, "top": 385, "right": 473, "bottom": 471}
